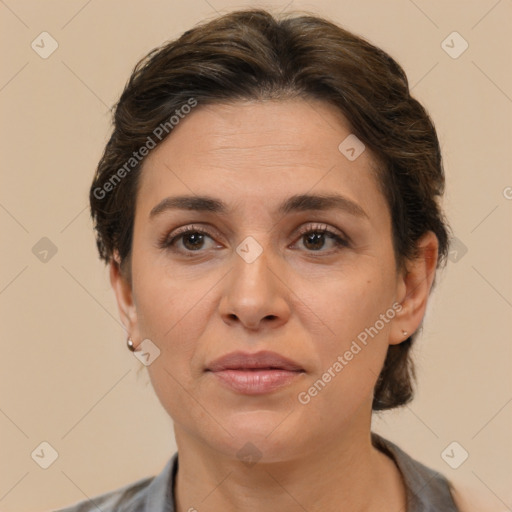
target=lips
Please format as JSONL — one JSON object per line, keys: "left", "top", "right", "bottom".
{"left": 205, "top": 351, "right": 305, "bottom": 394}
{"left": 206, "top": 350, "right": 304, "bottom": 372}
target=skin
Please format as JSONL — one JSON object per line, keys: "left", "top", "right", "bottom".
{"left": 111, "top": 98, "right": 439, "bottom": 512}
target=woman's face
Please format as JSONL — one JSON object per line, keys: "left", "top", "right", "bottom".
{"left": 113, "top": 99, "right": 424, "bottom": 462}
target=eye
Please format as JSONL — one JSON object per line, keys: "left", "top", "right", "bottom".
{"left": 293, "top": 223, "right": 349, "bottom": 253}
{"left": 158, "top": 224, "right": 220, "bottom": 254}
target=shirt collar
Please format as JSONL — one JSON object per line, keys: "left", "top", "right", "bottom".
{"left": 145, "top": 436, "right": 457, "bottom": 512}
{"left": 142, "top": 452, "right": 178, "bottom": 512}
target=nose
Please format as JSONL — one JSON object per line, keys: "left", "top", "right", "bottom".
{"left": 218, "top": 243, "right": 291, "bottom": 331}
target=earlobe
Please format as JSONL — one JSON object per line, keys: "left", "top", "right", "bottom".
{"left": 390, "top": 231, "right": 439, "bottom": 345}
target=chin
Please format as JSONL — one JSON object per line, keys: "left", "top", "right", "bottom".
{"left": 208, "top": 410, "right": 304, "bottom": 461}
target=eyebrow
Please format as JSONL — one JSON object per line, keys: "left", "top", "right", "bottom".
{"left": 149, "top": 193, "right": 369, "bottom": 220}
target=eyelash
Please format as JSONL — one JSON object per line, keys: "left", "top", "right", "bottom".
{"left": 158, "top": 223, "right": 349, "bottom": 256}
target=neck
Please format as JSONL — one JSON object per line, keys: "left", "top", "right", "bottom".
{"left": 172, "top": 423, "right": 406, "bottom": 512}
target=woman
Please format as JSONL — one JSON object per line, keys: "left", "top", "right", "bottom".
{"left": 57, "top": 8, "right": 482, "bottom": 511}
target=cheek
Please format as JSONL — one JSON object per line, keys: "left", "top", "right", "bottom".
{"left": 296, "top": 266, "right": 395, "bottom": 407}
{"left": 132, "top": 243, "right": 207, "bottom": 338}
{"left": 309, "top": 259, "right": 396, "bottom": 344}
{"left": 137, "top": 277, "right": 212, "bottom": 425}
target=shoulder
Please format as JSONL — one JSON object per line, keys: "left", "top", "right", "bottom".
{"left": 54, "top": 453, "right": 179, "bottom": 512}
{"left": 373, "top": 434, "right": 502, "bottom": 512}
{"left": 372, "top": 433, "right": 457, "bottom": 509}
{"left": 54, "top": 475, "right": 154, "bottom": 512}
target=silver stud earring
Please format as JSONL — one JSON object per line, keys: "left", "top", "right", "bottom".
{"left": 401, "top": 329, "right": 408, "bottom": 337}
{"left": 127, "top": 338, "right": 136, "bottom": 351}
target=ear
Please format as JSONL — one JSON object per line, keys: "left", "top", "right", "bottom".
{"left": 389, "top": 231, "right": 439, "bottom": 345}
{"left": 110, "top": 253, "right": 141, "bottom": 347}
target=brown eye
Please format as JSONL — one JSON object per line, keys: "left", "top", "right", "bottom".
{"left": 159, "top": 226, "right": 219, "bottom": 254}
{"left": 181, "top": 232, "right": 207, "bottom": 251}
{"left": 295, "top": 224, "right": 349, "bottom": 253}
{"left": 303, "top": 232, "right": 329, "bottom": 251}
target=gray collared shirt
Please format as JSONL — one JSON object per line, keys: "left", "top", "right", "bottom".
{"left": 55, "top": 434, "right": 458, "bottom": 511}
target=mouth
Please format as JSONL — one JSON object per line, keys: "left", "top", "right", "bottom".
{"left": 205, "top": 351, "right": 305, "bottom": 395}
{"left": 206, "top": 350, "right": 304, "bottom": 372}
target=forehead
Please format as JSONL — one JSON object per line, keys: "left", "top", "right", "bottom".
{"left": 136, "top": 99, "right": 388, "bottom": 223}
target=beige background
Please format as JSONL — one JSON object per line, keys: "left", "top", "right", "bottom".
{"left": 1, "top": 0, "right": 511, "bottom": 510}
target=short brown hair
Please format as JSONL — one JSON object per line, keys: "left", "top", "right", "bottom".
{"left": 90, "top": 8, "right": 451, "bottom": 410}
